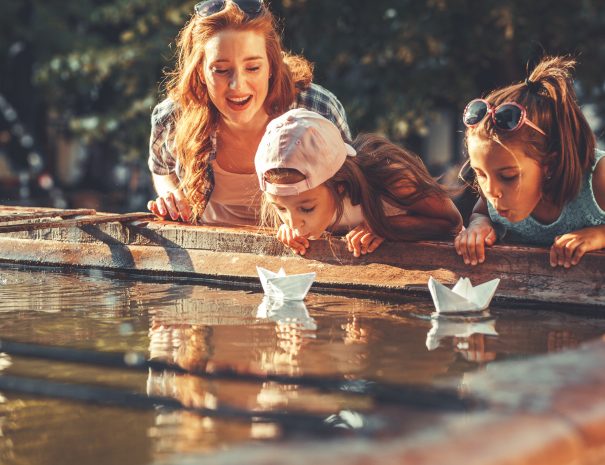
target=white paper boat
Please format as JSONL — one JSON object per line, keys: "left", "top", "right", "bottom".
{"left": 256, "top": 266, "right": 316, "bottom": 301}
{"left": 426, "top": 316, "right": 498, "bottom": 350}
{"left": 256, "top": 296, "right": 317, "bottom": 331}
{"left": 428, "top": 276, "right": 500, "bottom": 314}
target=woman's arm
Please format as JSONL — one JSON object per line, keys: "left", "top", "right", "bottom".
{"left": 152, "top": 172, "right": 179, "bottom": 195}
{"left": 147, "top": 100, "right": 192, "bottom": 222}
{"left": 148, "top": 173, "right": 192, "bottom": 222}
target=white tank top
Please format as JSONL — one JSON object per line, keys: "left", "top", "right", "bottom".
{"left": 200, "top": 160, "right": 261, "bottom": 225}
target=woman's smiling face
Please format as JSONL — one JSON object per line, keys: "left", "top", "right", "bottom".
{"left": 467, "top": 136, "right": 545, "bottom": 222}
{"left": 202, "top": 29, "right": 270, "bottom": 127}
{"left": 266, "top": 184, "right": 337, "bottom": 239}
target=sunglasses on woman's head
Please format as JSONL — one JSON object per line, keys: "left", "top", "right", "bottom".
{"left": 462, "top": 98, "right": 546, "bottom": 135}
{"left": 194, "top": 0, "right": 264, "bottom": 18}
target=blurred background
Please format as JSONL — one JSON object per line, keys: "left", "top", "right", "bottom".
{"left": 0, "top": 0, "right": 604, "bottom": 214}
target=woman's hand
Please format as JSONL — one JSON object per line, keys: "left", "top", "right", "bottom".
{"left": 454, "top": 216, "right": 497, "bottom": 265}
{"left": 276, "top": 224, "right": 310, "bottom": 255}
{"left": 147, "top": 189, "right": 192, "bottom": 222}
{"left": 345, "top": 223, "right": 384, "bottom": 257}
{"left": 550, "top": 226, "right": 605, "bottom": 267}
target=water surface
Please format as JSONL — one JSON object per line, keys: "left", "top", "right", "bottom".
{"left": 0, "top": 265, "right": 603, "bottom": 465}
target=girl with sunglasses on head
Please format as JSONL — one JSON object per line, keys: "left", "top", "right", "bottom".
{"left": 255, "top": 109, "right": 462, "bottom": 257}
{"left": 147, "top": 0, "right": 350, "bottom": 225}
{"left": 455, "top": 56, "right": 605, "bottom": 268}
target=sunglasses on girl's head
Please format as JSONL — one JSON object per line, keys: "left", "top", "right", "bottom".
{"left": 462, "top": 98, "right": 546, "bottom": 135}
{"left": 194, "top": 0, "right": 264, "bottom": 18}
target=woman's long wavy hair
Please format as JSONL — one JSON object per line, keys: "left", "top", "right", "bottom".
{"left": 165, "top": 2, "right": 313, "bottom": 223}
{"left": 260, "top": 134, "right": 450, "bottom": 241}
{"left": 464, "top": 56, "right": 596, "bottom": 209}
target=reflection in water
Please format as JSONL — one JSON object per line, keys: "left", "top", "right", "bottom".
{"left": 426, "top": 313, "right": 498, "bottom": 352}
{"left": 342, "top": 316, "right": 370, "bottom": 345}
{"left": 256, "top": 296, "right": 317, "bottom": 332}
{"left": 0, "top": 265, "right": 604, "bottom": 465}
{"left": 256, "top": 297, "right": 317, "bottom": 377}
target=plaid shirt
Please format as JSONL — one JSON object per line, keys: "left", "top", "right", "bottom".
{"left": 148, "top": 84, "right": 351, "bottom": 216}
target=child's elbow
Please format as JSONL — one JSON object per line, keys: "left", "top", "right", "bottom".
{"left": 448, "top": 211, "right": 464, "bottom": 236}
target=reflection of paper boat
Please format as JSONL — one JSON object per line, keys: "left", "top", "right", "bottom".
{"left": 426, "top": 316, "right": 498, "bottom": 350}
{"left": 256, "top": 266, "right": 316, "bottom": 301}
{"left": 256, "top": 296, "right": 317, "bottom": 331}
{"left": 428, "top": 276, "right": 500, "bottom": 314}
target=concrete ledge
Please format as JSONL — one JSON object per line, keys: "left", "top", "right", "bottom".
{"left": 0, "top": 216, "right": 603, "bottom": 307}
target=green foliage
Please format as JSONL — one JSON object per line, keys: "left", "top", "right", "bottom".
{"left": 278, "top": 0, "right": 605, "bottom": 138}
{"left": 1, "top": 0, "right": 605, "bottom": 164}
{"left": 1, "top": 0, "right": 192, "bottom": 162}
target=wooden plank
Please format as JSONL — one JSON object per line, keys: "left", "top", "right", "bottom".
{"left": 0, "top": 212, "right": 154, "bottom": 233}
{"left": 0, "top": 208, "right": 96, "bottom": 223}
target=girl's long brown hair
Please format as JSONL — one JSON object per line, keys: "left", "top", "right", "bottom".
{"left": 465, "top": 56, "right": 595, "bottom": 208}
{"left": 165, "top": 2, "right": 313, "bottom": 223}
{"left": 261, "top": 133, "right": 449, "bottom": 241}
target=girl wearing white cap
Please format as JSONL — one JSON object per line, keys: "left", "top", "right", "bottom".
{"left": 256, "top": 109, "right": 463, "bottom": 257}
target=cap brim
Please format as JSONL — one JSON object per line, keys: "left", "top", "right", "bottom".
{"left": 263, "top": 179, "right": 310, "bottom": 196}
{"left": 345, "top": 143, "right": 356, "bottom": 157}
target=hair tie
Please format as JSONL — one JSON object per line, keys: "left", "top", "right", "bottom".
{"left": 525, "top": 78, "right": 542, "bottom": 94}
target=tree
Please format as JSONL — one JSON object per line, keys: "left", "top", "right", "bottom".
{"left": 1, "top": 0, "right": 604, "bottom": 178}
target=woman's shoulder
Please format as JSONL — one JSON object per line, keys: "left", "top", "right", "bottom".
{"left": 151, "top": 97, "right": 179, "bottom": 127}
{"left": 295, "top": 83, "right": 351, "bottom": 140}
{"left": 296, "top": 83, "right": 342, "bottom": 113}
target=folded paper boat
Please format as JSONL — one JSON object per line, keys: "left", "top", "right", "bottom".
{"left": 256, "top": 266, "right": 316, "bottom": 301}
{"left": 428, "top": 276, "right": 500, "bottom": 313}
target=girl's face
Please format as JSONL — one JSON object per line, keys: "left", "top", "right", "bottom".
{"left": 467, "top": 136, "right": 545, "bottom": 223}
{"left": 266, "top": 185, "right": 337, "bottom": 239}
{"left": 202, "top": 29, "right": 270, "bottom": 127}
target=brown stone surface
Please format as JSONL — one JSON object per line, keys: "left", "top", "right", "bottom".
{"left": 0, "top": 208, "right": 603, "bottom": 307}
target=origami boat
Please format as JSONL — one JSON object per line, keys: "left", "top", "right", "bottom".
{"left": 428, "top": 276, "right": 500, "bottom": 314}
{"left": 256, "top": 266, "right": 316, "bottom": 301}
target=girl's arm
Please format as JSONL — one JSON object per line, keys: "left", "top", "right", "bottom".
{"left": 344, "top": 193, "right": 460, "bottom": 258}
{"left": 454, "top": 197, "right": 498, "bottom": 265}
{"left": 594, "top": 154, "right": 605, "bottom": 211}
{"left": 550, "top": 157, "right": 605, "bottom": 267}
{"left": 387, "top": 192, "right": 463, "bottom": 240}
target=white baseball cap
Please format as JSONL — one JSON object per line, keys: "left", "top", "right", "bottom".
{"left": 255, "top": 108, "right": 356, "bottom": 196}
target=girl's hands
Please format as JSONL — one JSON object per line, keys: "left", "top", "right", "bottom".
{"left": 147, "top": 189, "right": 192, "bottom": 222}
{"left": 550, "top": 226, "right": 605, "bottom": 267}
{"left": 454, "top": 217, "right": 497, "bottom": 265}
{"left": 277, "top": 224, "right": 310, "bottom": 255}
{"left": 345, "top": 223, "right": 384, "bottom": 257}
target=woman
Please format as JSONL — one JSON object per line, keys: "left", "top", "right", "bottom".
{"left": 147, "top": 0, "right": 351, "bottom": 224}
